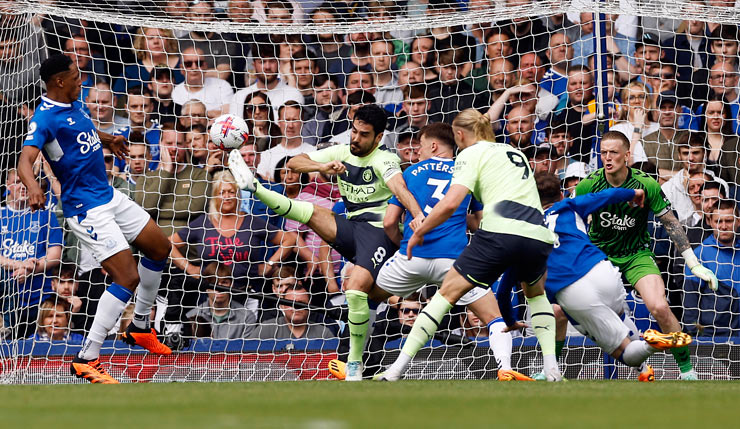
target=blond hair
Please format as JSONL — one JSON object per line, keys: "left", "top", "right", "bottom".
{"left": 452, "top": 108, "right": 496, "bottom": 142}
{"left": 208, "top": 170, "right": 242, "bottom": 223}
{"left": 618, "top": 80, "right": 653, "bottom": 121}
{"left": 36, "top": 299, "right": 70, "bottom": 335}
{"left": 134, "top": 27, "right": 179, "bottom": 62}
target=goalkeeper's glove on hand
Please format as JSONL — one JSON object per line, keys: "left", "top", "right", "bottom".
{"left": 682, "top": 249, "right": 719, "bottom": 291}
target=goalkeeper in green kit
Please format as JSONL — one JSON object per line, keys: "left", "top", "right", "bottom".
{"left": 576, "top": 131, "right": 718, "bottom": 380}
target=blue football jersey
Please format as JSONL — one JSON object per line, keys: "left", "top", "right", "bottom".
{"left": 24, "top": 96, "right": 113, "bottom": 217}
{"left": 543, "top": 188, "right": 636, "bottom": 300}
{"left": 388, "top": 157, "right": 483, "bottom": 258}
{"left": 0, "top": 206, "right": 64, "bottom": 308}
{"left": 113, "top": 122, "right": 162, "bottom": 172}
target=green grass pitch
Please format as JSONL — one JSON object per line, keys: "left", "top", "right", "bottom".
{"left": 2, "top": 380, "right": 736, "bottom": 428}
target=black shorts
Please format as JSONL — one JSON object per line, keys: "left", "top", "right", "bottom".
{"left": 453, "top": 230, "right": 552, "bottom": 287}
{"left": 331, "top": 215, "right": 399, "bottom": 280}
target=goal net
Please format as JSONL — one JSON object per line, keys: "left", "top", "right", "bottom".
{"left": 2, "top": 0, "right": 740, "bottom": 383}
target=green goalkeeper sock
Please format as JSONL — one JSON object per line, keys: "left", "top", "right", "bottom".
{"left": 556, "top": 340, "right": 565, "bottom": 360}
{"left": 346, "top": 290, "right": 370, "bottom": 363}
{"left": 254, "top": 182, "right": 314, "bottom": 224}
{"left": 400, "top": 293, "right": 453, "bottom": 359}
{"left": 527, "top": 294, "right": 556, "bottom": 357}
{"left": 671, "top": 346, "right": 693, "bottom": 373}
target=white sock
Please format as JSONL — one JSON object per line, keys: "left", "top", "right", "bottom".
{"left": 488, "top": 318, "right": 512, "bottom": 371}
{"left": 386, "top": 350, "right": 412, "bottom": 376}
{"left": 78, "top": 283, "right": 132, "bottom": 360}
{"left": 543, "top": 354, "right": 558, "bottom": 373}
{"left": 132, "top": 257, "right": 165, "bottom": 330}
{"left": 621, "top": 313, "right": 642, "bottom": 341}
{"left": 621, "top": 340, "right": 658, "bottom": 367}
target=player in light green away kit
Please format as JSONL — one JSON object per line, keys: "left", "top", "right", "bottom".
{"left": 381, "top": 108, "right": 563, "bottom": 382}
{"left": 576, "top": 131, "right": 718, "bottom": 380}
{"left": 229, "top": 104, "right": 423, "bottom": 381}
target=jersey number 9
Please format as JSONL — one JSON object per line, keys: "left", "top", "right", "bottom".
{"left": 506, "top": 151, "right": 530, "bottom": 180}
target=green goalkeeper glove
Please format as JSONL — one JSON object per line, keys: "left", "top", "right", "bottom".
{"left": 682, "top": 249, "right": 719, "bottom": 291}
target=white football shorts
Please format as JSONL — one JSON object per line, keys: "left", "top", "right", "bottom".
{"left": 376, "top": 251, "right": 488, "bottom": 306}
{"left": 555, "top": 260, "right": 630, "bottom": 354}
{"left": 66, "top": 189, "right": 150, "bottom": 264}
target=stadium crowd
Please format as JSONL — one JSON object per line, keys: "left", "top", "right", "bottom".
{"left": 1, "top": 0, "right": 740, "bottom": 353}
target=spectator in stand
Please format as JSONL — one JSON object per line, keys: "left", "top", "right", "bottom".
{"left": 546, "top": 122, "right": 576, "bottom": 179}
{"left": 398, "top": 61, "right": 425, "bottom": 90}
{"left": 253, "top": 0, "right": 305, "bottom": 24}
{"left": 663, "top": 4, "right": 710, "bottom": 109}
{"left": 484, "top": 58, "right": 516, "bottom": 109}
{"left": 645, "top": 64, "right": 692, "bottom": 128}
{"left": 701, "top": 100, "right": 740, "bottom": 185}
{"left": 181, "top": 0, "right": 232, "bottom": 81}
{"left": 682, "top": 199, "right": 740, "bottom": 337}
{"left": 487, "top": 79, "right": 543, "bottom": 139}
{"left": 686, "top": 181, "right": 726, "bottom": 245}
{"left": 609, "top": 81, "right": 656, "bottom": 164}
{"left": 179, "top": 100, "right": 209, "bottom": 130}
{"left": 290, "top": 54, "right": 319, "bottom": 101}
{"left": 503, "top": 104, "right": 539, "bottom": 152}
{"left": 187, "top": 123, "right": 210, "bottom": 167}
{"left": 642, "top": 92, "right": 688, "bottom": 182}
{"left": 114, "top": 27, "right": 184, "bottom": 95}
{"left": 275, "top": 34, "right": 306, "bottom": 85}
{"left": 435, "top": 48, "right": 484, "bottom": 124}
{"left": 303, "top": 74, "right": 343, "bottom": 146}
{"left": 252, "top": 285, "right": 335, "bottom": 340}
{"left": 426, "top": 0, "right": 476, "bottom": 78}
{"left": 186, "top": 262, "right": 259, "bottom": 339}
{"left": 708, "top": 24, "right": 739, "bottom": 70}
{"left": 344, "top": 69, "right": 376, "bottom": 99}
{"left": 135, "top": 123, "right": 210, "bottom": 237}
{"left": 102, "top": 146, "right": 135, "bottom": 195}
{"left": 562, "top": 161, "right": 589, "bottom": 197}
{"left": 256, "top": 101, "right": 316, "bottom": 180}
{"left": 231, "top": 41, "right": 304, "bottom": 119}
{"left": 370, "top": 40, "right": 403, "bottom": 109}
{"left": 114, "top": 87, "right": 162, "bottom": 172}
{"left": 662, "top": 132, "right": 728, "bottom": 223}
{"left": 484, "top": 28, "right": 514, "bottom": 65}
{"left": 540, "top": 32, "right": 573, "bottom": 99}
{"left": 390, "top": 84, "right": 442, "bottom": 140}
{"left": 398, "top": 298, "right": 424, "bottom": 328}
{"left": 571, "top": 13, "right": 635, "bottom": 83}
{"left": 327, "top": 30, "right": 374, "bottom": 87}
{"left": 125, "top": 140, "right": 151, "bottom": 186}
{"left": 173, "top": 46, "right": 234, "bottom": 119}
{"left": 518, "top": 52, "right": 559, "bottom": 120}
{"left": 47, "top": 264, "right": 90, "bottom": 333}
{"left": 554, "top": 65, "right": 595, "bottom": 162}
{"left": 242, "top": 91, "right": 281, "bottom": 151}
{"left": 454, "top": 308, "right": 488, "bottom": 339}
{"left": 63, "top": 35, "right": 103, "bottom": 106}
{"left": 33, "top": 299, "right": 83, "bottom": 342}
{"left": 223, "top": 0, "right": 256, "bottom": 89}
{"left": 328, "top": 92, "right": 394, "bottom": 148}
{"left": 497, "top": 0, "right": 549, "bottom": 58}
{"left": 691, "top": 62, "right": 740, "bottom": 134}
{"left": 396, "top": 131, "right": 421, "bottom": 170}
{"left": 170, "top": 171, "right": 297, "bottom": 291}
{"left": 632, "top": 32, "right": 665, "bottom": 84}
{"left": 308, "top": 4, "right": 343, "bottom": 73}
{"left": 85, "top": 81, "right": 127, "bottom": 134}
{"left": 410, "top": 35, "right": 438, "bottom": 82}
{"left": 0, "top": 168, "right": 62, "bottom": 338}
{"left": 0, "top": 22, "right": 45, "bottom": 107}
{"left": 146, "top": 66, "right": 180, "bottom": 125}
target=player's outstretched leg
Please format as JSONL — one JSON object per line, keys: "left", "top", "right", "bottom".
{"left": 229, "top": 150, "right": 315, "bottom": 225}
{"left": 635, "top": 275, "right": 696, "bottom": 380}
{"left": 522, "top": 275, "right": 562, "bottom": 382}
{"left": 121, "top": 220, "right": 173, "bottom": 355}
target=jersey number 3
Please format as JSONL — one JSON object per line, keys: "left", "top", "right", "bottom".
{"left": 424, "top": 178, "right": 449, "bottom": 214}
{"left": 506, "top": 151, "right": 530, "bottom": 179}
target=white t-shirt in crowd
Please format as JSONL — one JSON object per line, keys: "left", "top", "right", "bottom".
{"left": 173, "top": 77, "right": 234, "bottom": 112}
{"left": 256, "top": 141, "right": 316, "bottom": 180}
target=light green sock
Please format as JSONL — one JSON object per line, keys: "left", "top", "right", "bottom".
{"left": 400, "top": 293, "right": 453, "bottom": 359}
{"left": 346, "top": 290, "right": 370, "bottom": 363}
{"left": 527, "top": 294, "right": 557, "bottom": 357}
{"left": 254, "top": 182, "right": 314, "bottom": 224}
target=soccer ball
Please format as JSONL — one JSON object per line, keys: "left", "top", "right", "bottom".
{"left": 210, "top": 114, "right": 250, "bottom": 150}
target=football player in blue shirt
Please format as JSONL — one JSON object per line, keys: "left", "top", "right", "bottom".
{"left": 371, "top": 123, "right": 531, "bottom": 382}
{"left": 498, "top": 173, "right": 693, "bottom": 381}
{"left": 17, "top": 54, "right": 172, "bottom": 384}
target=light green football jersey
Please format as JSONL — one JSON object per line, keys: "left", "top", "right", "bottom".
{"left": 451, "top": 141, "right": 554, "bottom": 244}
{"left": 309, "top": 144, "right": 401, "bottom": 228}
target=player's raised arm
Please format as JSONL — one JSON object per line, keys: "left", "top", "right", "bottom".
{"left": 659, "top": 210, "right": 719, "bottom": 290}
{"left": 17, "top": 146, "right": 45, "bottom": 211}
{"left": 287, "top": 152, "right": 346, "bottom": 175}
